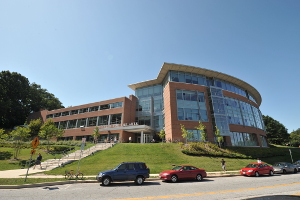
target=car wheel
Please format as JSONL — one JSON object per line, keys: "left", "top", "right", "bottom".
{"left": 283, "top": 169, "right": 286, "bottom": 174}
{"left": 255, "top": 171, "right": 259, "bottom": 177}
{"left": 135, "top": 176, "right": 144, "bottom": 185}
{"left": 294, "top": 168, "right": 298, "bottom": 173}
{"left": 269, "top": 170, "right": 274, "bottom": 176}
{"left": 102, "top": 177, "right": 111, "bottom": 186}
{"left": 196, "top": 174, "right": 203, "bottom": 181}
{"left": 171, "top": 175, "right": 178, "bottom": 183}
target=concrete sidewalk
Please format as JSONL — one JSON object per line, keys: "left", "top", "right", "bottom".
{"left": 0, "top": 167, "right": 240, "bottom": 179}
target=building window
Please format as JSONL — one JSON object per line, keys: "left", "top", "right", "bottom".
{"left": 61, "top": 111, "right": 69, "bottom": 116}
{"left": 176, "top": 90, "right": 208, "bottom": 121}
{"left": 110, "top": 114, "right": 122, "bottom": 124}
{"left": 68, "top": 119, "right": 77, "bottom": 129}
{"left": 230, "top": 132, "right": 259, "bottom": 147}
{"left": 87, "top": 117, "right": 97, "bottom": 127}
{"left": 100, "top": 104, "right": 110, "bottom": 110}
{"left": 98, "top": 115, "right": 109, "bottom": 126}
{"left": 77, "top": 118, "right": 87, "bottom": 128}
{"left": 89, "top": 106, "right": 99, "bottom": 112}
{"left": 70, "top": 110, "right": 78, "bottom": 115}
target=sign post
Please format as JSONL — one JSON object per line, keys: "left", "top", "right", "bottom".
{"left": 289, "top": 149, "right": 294, "bottom": 163}
{"left": 77, "top": 138, "right": 86, "bottom": 173}
{"left": 25, "top": 137, "right": 40, "bottom": 182}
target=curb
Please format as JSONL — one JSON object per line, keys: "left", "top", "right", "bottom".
{"left": 0, "top": 174, "right": 241, "bottom": 189}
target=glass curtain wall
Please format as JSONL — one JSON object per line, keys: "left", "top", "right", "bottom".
{"left": 135, "top": 85, "right": 163, "bottom": 132}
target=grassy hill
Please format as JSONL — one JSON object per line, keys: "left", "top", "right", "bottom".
{"left": 44, "top": 143, "right": 300, "bottom": 175}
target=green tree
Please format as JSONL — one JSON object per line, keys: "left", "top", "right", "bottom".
{"left": 158, "top": 129, "right": 166, "bottom": 143}
{"left": 0, "top": 128, "right": 9, "bottom": 142}
{"left": 181, "top": 124, "right": 193, "bottom": 144}
{"left": 92, "top": 127, "right": 100, "bottom": 143}
{"left": 29, "top": 83, "right": 64, "bottom": 112}
{"left": 27, "top": 119, "right": 43, "bottom": 138}
{"left": 10, "top": 126, "right": 31, "bottom": 159}
{"left": 262, "top": 115, "right": 289, "bottom": 145}
{"left": 195, "top": 121, "right": 207, "bottom": 141}
{"left": 215, "top": 126, "right": 224, "bottom": 147}
{"left": 0, "top": 71, "right": 64, "bottom": 129}
{"left": 39, "top": 119, "right": 65, "bottom": 151}
{"left": 290, "top": 128, "right": 300, "bottom": 147}
{"left": 0, "top": 71, "right": 31, "bottom": 129}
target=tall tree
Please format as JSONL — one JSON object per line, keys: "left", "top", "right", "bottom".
{"left": 92, "top": 127, "right": 100, "bottom": 143}
{"left": 27, "top": 119, "right": 43, "bottom": 138}
{"left": 10, "top": 126, "right": 31, "bottom": 159}
{"left": 262, "top": 115, "right": 289, "bottom": 145}
{"left": 0, "top": 71, "right": 64, "bottom": 129}
{"left": 0, "top": 71, "right": 31, "bottom": 129}
{"left": 29, "top": 83, "right": 64, "bottom": 112}
{"left": 290, "top": 128, "right": 300, "bottom": 147}
{"left": 181, "top": 124, "right": 193, "bottom": 144}
{"left": 195, "top": 121, "right": 207, "bottom": 141}
{"left": 39, "top": 119, "right": 65, "bottom": 151}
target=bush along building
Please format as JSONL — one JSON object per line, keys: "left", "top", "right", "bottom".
{"left": 28, "top": 63, "right": 268, "bottom": 147}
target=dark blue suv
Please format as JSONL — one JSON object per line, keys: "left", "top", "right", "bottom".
{"left": 96, "top": 162, "right": 150, "bottom": 186}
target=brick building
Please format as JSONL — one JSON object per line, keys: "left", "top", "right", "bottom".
{"left": 28, "top": 63, "right": 268, "bottom": 147}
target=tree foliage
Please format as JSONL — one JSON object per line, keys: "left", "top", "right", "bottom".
{"left": 181, "top": 124, "right": 193, "bottom": 144}
{"left": 27, "top": 119, "right": 43, "bottom": 138}
{"left": 92, "top": 127, "right": 100, "bottom": 143}
{"left": 38, "top": 119, "right": 65, "bottom": 151}
{"left": 29, "top": 83, "right": 64, "bottom": 112}
{"left": 215, "top": 126, "right": 224, "bottom": 147}
{"left": 10, "top": 126, "right": 31, "bottom": 159}
{"left": 0, "top": 71, "right": 31, "bottom": 129}
{"left": 262, "top": 115, "right": 289, "bottom": 145}
{"left": 0, "top": 71, "right": 64, "bottom": 129}
{"left": 195, "top": 121, "right": 207, "bottom": 141}
{"left": 158, "top": 129, "right": 166, "bottom": 142}
{"left": 290, "top": 128, "right": 300, "bottom": 147}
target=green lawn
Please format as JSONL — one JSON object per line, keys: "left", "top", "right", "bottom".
{"left": 44, "top": 143, "right": 300, "bottom": 175}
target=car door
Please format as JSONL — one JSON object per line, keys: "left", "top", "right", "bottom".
{"left": 126, "top": 163, "right": 137, "bottom": 181}
{"left": 258, "top": 164, "right": 265, "bottom": 174}
{"left": 113, "top": 163, "right": 128, "bottom": 181}
{"left": 177, "top": 166, "right": 188, "bottom": 179}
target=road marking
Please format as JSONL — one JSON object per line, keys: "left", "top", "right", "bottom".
{"left": 111, "top": 182, "right": 300, "bottom": 200}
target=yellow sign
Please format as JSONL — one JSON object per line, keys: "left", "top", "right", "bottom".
{"left": 31, "top": 137, "right": 40, "bottom": 149}
{"left": 30, "top": 150, "right": 36, "bottom": 155}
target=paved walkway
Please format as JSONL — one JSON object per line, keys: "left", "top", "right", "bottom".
{"left": 0, "top": 168, "right": 240, "bottom": 179}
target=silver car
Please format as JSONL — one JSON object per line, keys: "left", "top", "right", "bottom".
{"left": 272, "top": 162, "right": 298, "bottom": 174}
{"left": 293, "top": 161, "right": 300, "bottom": 172}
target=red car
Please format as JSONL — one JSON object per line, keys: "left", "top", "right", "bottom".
{"left": 240, "top": 163, "right": 274, "bottom": 177}
{"left": 159, "top": 165, "right": 207, "bottom": 182}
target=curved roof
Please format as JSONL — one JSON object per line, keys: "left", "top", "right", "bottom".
{"left": 128, "top": 62, "right": 262, "bottom": 106}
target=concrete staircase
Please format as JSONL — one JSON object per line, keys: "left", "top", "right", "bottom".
{"left": 35, "top": 143, "right": 114, "bottom": 171}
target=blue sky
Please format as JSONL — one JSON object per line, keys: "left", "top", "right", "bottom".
{"left": 1, "top": 0, "right": 299, "bottom": 132}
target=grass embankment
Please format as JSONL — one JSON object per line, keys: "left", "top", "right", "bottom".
{"left": 45, "top": 143, "right": 300, "bottom": 175}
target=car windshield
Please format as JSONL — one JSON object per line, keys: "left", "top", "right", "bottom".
{"left": 172, "top": 166, "right": 183, "bottom": 171}
{"left": 246, "top": 164, "right": 258, "bottom": 168}
{"left": 273, "top": 163, "right": 285, "bottom": 167}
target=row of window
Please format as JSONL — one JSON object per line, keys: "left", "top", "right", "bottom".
{"left": 54, "top": 114, "right": 122, "bottom": 129}
{"left": 135, "top": 85, "right": 163, "bottom": 98}
{"left": 230, "top": 132, "right": 259, "bottom": 147}
{"left": 168, "top": 70, "right": 257, "bottom": 104}
{"left": 46, "top": 102, "right": 123, "bottom": 119}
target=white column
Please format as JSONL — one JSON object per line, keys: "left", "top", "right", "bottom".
{"left": 141, "top": 131, "right": 144, "bottom": 143}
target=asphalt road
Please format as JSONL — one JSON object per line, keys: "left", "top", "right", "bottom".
{"left": 1, "top": 173, "right": 300, "bottom": 200}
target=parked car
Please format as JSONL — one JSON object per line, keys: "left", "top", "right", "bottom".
{"left": 240, "top": 163, "right": 274, "bottom": 177}
{"left": 293, "top": 160, "right": 300, "bottom": 172}
{"left": 272, "top": 162, "right": 298, "bottom": 174}
{"left": 96, "top": 162, "right": 150, "bottom": 186}
{"left": 159, "top": 165, "right": 207, "bottom": 182}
